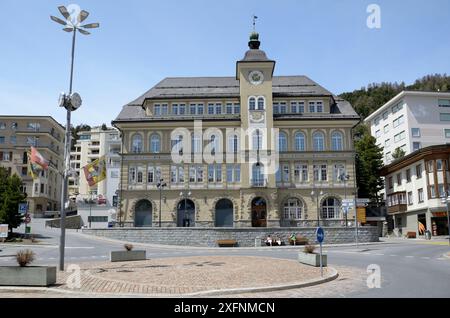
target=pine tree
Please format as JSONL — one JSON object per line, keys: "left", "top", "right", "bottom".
{"left": 0, "top": 169, "right": 27, "bottom": 235}
{"left": 355, "top": 134, "right": 384, "bottom": 202}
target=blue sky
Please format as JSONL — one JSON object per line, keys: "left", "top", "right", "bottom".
{"left": 1, "top": 0, "right": 449, "bottom": 126}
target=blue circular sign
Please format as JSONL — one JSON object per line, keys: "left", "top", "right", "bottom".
{"left": 316, "top": 227, "right": 325, "bottom": 244}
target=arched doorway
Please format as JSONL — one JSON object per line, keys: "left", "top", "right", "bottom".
{"left": 177, "top": 199, "right": 195, "bottom": 227}
{"left": 215, "top": 199, "right": 234, "bottom": 227}
{"left": 135, "top": 200, "right": 152, "bottom": 227}
{"left": 252, "top": 197, "right": 267, "bottom": 227}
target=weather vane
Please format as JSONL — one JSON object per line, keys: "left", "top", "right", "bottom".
{"left": 253, "top": 15, "right": 258, "bottom": 31}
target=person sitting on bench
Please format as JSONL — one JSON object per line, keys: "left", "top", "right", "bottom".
{"left": 265, "top": 235, "right": 273, "bottom": 246}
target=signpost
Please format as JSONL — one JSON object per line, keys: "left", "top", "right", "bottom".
{"left": 0, "top": 224, "right": 8, "bottom": 241}
{"left": 18, "top": 203, "right": 28, "bottom": 215}
{"left": 316, "top": 227, "right": 325, "bottom": 277}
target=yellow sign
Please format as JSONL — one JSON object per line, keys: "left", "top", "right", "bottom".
{"left": 357, "top": 207, "right": 366, "bottom": 223}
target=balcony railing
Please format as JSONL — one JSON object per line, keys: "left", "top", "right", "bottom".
{"left": 387, "top": 204, "right": 407, "bottom": 214}
{"left": 251, "top": 178, "right": 267, "bottom": 188}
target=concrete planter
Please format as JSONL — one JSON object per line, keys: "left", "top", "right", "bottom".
{"left": 0, "top": 266, "right": 56, "bottom": 286}
{"left": 110, "top": 250, "right": 146, "bottom": 262}
{"left": 298, "top": 252, "right": 327, "bottom": 267}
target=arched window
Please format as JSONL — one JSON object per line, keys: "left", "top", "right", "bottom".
{"left": 252, "top": 163, "right": 265, "bottom": 186}
{"left": 252, "top": 129, "right": 263, "bottom": 150}
{"left": 321, "top": 197, "right": 341, "bottom": 219}
{"left": 278, "top": 132, "right": 288, "bottom": 152}
{"left": 150, "top": 134, "right": 161, "bottom": 153}
{"left": 257, "top": 97, "right": 265, "bottom": 110}
{"left": 131, "top": 134, "right": 143, "bottom": 153}
{"left": 192, "top": 133, "right": 202, "bottom": 154}
{"left": 171, "top": 135, "right": 183, "bottom": 154}
{"left": 283, "top": 198, "right": 304, "bottom": 220}
{"left": 228, "top": 134, "right": 239, "bottom": 154}
{"left": 295, "top": 132, "right": 306, "bottom": 151}
{"left": 313, "top": 131, "right": 325, "bottom": 151}
{"left": 210, "top": 135, "right": 220, "bottom": 154}
{"left": 249, "top": 97, "right": 256, "bottom": 110}
{"left": 331, "top": 131, "right": 344, "bottom": 151}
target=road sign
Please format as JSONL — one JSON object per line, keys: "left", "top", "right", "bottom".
{"left": 357, "top": 207, "right": 367, "bottom": 223}
{"left": 18, "top": 203, "right": 28, "bottom": 215}
{"left": 0, "top": 224, "right": 8, "bottom": 238}
{"left": 316, "top": 227, "right": 325, "bottom": 244}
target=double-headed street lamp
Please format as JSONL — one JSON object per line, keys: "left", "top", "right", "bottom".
{"left": 440, "top": 192, "right": 450, "bottom": 246}
{"left": 157, "top": 179, "right": 167, "bottom": 227}
{"left": 50, "top": 5, "right": 99, "bottom": 271}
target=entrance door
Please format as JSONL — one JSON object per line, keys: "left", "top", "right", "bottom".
{"left": 252, "top": 197, "right": 267, "bottom": 227}
{"left": 215, "top": 199, "right": 233, "bottom": 227}
{"left": 135, "top": 200, "right": 152, "bottom": 227}
{"left": 177, "top": 199, "right": 195, "bottom": 227}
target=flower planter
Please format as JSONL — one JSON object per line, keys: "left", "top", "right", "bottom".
{"left": 298, "top": 252, "right": 327, "bottom": 267}
{"left": 0, "top": 266, "right": 57, "bottom": 286}
{"left": 110, "top": 250, "right": 146, "bottom": 262}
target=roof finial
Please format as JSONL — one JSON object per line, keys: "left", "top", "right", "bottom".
{"left": 249, "top": 15, "right": 260, "bottom": 49}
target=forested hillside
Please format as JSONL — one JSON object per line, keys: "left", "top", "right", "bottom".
{"left": 339, "top": 74, "right": 450, "bottom": 119}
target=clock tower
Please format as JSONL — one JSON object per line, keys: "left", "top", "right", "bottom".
{"left": 236, "top": 31, "right": 277, "bottom": 189}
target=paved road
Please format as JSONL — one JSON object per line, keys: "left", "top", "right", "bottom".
{"left": 1, "top": 219, "right": 449, "bottom": 298}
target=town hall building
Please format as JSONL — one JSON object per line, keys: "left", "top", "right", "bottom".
{"left": 112, "top": 32, "right": 360, "bottom": 228}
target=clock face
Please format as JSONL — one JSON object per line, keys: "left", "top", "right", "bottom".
{"left": 249, "top": 71, "right": 264, "bottom": 86}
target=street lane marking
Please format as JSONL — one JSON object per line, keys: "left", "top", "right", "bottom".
{"left": 66, "top": 247, "right": 95, "bottom": 249}
{"left": 421, "top": 257, "right": 431, "bottom": 260}
{"left": 389, "top": 255, "right": 398, "bottom": 257}
{"left": 405, "top": 256, "right": 414, "bottom": 258}
{"left": 374, "top": 253, "right": 385, "bottom": 256}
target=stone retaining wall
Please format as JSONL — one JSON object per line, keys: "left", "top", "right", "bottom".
{"left": 83, "top": 226, "right": 379, "bottom": 247}
{"left": 45, "top": 215, "right": 83, "bottom": 229}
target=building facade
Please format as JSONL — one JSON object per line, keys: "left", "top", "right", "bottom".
{"left": 68, "top": 126, "right": 122, "bottom": 227}
{"left": 112, "top": 33, "right": 360, "bottom": 228}
{"left": 380, "top": 144, "right": 450, "bottom": 237}
{"left": 0, "top": 116, "right": 64, "bottom": 216}
{"left": 365, "top": 91, "right": 450, "bottom": 165}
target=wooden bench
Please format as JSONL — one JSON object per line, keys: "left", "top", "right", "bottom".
{"left": 217, "top": 239, "right": 237, "bottom": 247}
{"left": 289, "top": 235, "right": 309, "bottom": 246}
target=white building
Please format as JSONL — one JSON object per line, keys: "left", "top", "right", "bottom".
{"left": 365, "top": 91, "right": 450, "bottom": 165}
{"left": 380, "top": 144, "right": 450, "bottom": 238}
{"left": 68, "top": 126, "right": 122, "bottom": 228}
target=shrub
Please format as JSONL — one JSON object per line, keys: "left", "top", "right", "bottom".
{"left": 16, "top": 250, "right": 35, "bottom": 267}
{"left": 124, "top": 244, "right": 134, "bottom": 251}
{"left": 303, "top": 245, "right": 317, "bottom": 254}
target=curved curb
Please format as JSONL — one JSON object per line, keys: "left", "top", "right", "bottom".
{"left": 0, "top": 267, "right": 339, "bottom": 298}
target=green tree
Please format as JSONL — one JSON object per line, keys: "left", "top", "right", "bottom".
{"left": 0, "top": 168, "right": 27, "bottom": 235}
{"left": 70, "top": 124, "right": 91, "bottom": 150}
{"left": 355, "top": 134, "right": 384, "bottom": 202}
{"left": 392, "top": 147, "right": 406, "bottom": 160}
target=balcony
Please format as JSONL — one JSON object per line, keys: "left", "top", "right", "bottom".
{"left": 251, "top": 178, "right": 267, "bottom": 188}
{"left": 387, "top": 204, "right": 407, "bottom": 214}
{"left": 15, "top": 130, "right": 62, "bottom": 142}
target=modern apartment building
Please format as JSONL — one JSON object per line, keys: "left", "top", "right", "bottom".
{"left": 380, "top": 144, "right": 450, "bottom": 237}
{"left": 0, "top": 116, "right": 65, "bottom": 215}
{"left": 365, "top": 91, "right": 450, "bottom": 164}
{"left": 68, "top": 126, "right": 121, "bottom": 227}
{"left": 112, "top": 32, "right": 360, "bottom": 228}
{"left": 69, "top": 126, "right": 121, "bottom": 201}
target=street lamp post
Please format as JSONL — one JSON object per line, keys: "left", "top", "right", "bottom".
{"left": 180, "top": 190, "right": 192, "bottom": 227}
{"left": 311, "top": 186, "right": 323, "bottom": 227}
{"left": 340, "top": 173, "right": 351, "bottom": 228}
{"left": 441, "top": 192, "right": 450, "bottom": 246}
{"left": 50, "top": 5, "right": 99, "bottom": 271}
{"left": 157, "top": 179, "right": 167, "bottom": 227}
